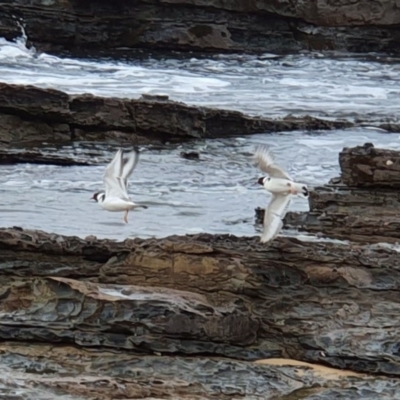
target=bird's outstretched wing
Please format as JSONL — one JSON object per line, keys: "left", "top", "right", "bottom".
{"left": 120, "top": 149, "right": 139, "bottom": 192}
{"left": 261, "top": 193, "right": 291, "bottom": 243}
{"left": 103, "top": 148, "right": 139, "bottom": 200}
{"left": 253, "top": 145, "right": 292, "bottom": 180}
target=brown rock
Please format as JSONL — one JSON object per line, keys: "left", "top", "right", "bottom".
{"left": 340, "top": 143, "right": 400, "bottom": 187}
{"left": 0, "top": 82, "right": 352, "bottom": 147}
{"left": 1, "top": 0, "right": 400, "bottom": 55}
{"left": 0, "top": 148, "right": 98, "bottom": 166}
{"left": 1, "top": 227, "right": 400, "bottom": 374}
{"left": 0, "top": 342, "right": 397, "bottom": 399}
{"left": 284, "top": 144, "right": 400, "bottom": 243}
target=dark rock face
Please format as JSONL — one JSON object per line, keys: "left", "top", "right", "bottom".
{"left": 339, "top": 143, "right": 400, "bottom": 188}
{"left": 0, "top": 148, "right": 101, "bottom": 166}
{"left": 2, "top": 227, "right": 400, "bottom": 375}
{"left": 0, "top": 82, "right": 351, "bottom": 148}
{"left": 0, "top": 342, "right": 397, "bottom": 399}
{"left": 285, "top": 143, "right": 400, "bottom": 243}
{"left": 1, "top": 0, "right": 400, "bottom": 55}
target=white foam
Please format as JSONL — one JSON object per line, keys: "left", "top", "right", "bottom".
{"left": 0, "top": 32, "right": 400, "bottom": 119}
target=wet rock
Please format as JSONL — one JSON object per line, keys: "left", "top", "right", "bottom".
{"left": 0, "top": 82, "right": 353, "bottom": 148}
{"left": 180, "top": 151, "right": 200, "bottom": 160}
{"left": 285, "top": 143, "right": 400, "bottom": 243}
{"left": 340, "top": 142, "right": 400, "bottom": 187}
{"left": 2, "top": 1, "right": 400, "bottom": 55}
{"left": 0, "top": 342, "right": 398, "bottom": 399}
{"left": 254, "top": 206, "right": 264, "bottom": 225}
{"left": 0, "top": 148, "right": 98, "bottom": 166}
{"left": 140, "top": 94, "right": 170, "bottom": 101}
{"left": 2, "top": 226, "right": 400, "bottom": 376}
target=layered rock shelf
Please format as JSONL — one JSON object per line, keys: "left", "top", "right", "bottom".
{"left": 285, "top": 143, "right": 400, "bottom": 243}
{"left": 1, "top": 226, "right": 400, "bottom": 398}
{"left": 1, "top": 342, "right": 398, "bottom": 399}
{"left": 1, "top": 0, "right": 400, "bottom": 55}
{"left": 2, "top": 82, "right": 400, "bottom": 167}
{"left": 0, "top": 82, "right": 351, "bottom": 152}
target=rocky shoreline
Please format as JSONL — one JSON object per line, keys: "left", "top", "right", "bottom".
{"left": 1, "top": 2, "right": 400, "bottom": 397}
{"left": 1, "top": 144, "right": 400, "bottom": 398}
{"left": 1, "top": 0, "right": 400, "bottom": 56}
{"left": 285, "top": 143, "right": 400, "bottom": 243}
{"left": 0, "top": 82, "right": 354, "bottom": 165}
{"left": 1, "top": 226, "right": 400, "bottom": 397}
{"left": 0, "top": 342, "right": 398, "bottom": 399}
{"left": 1, "top": 82, "right": 400, "bottom": 166}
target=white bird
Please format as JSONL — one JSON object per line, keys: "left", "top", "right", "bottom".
{"left": 253, "top": 145, "right": 309, "bottom": 243}
{"left": 91, "top": 148, "right": 147, "bottom": 223}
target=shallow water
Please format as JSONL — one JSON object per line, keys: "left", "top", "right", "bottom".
{"left": 1, "top": 129, "right": 399, "bottom": 240}
{"left": 1, "top": 33, "right": 400, "bottom": 240}
{"left": 1, "top": 36, "right": 400, "bottom": 120}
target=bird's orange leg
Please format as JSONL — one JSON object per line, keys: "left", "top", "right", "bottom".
{"left": 124, "top": 210, "right": 129, "bottom": 223}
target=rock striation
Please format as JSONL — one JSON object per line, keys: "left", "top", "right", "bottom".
{"left": 1, "top": 226, "right": 400, "bottom": 371}
{"left": 1, "top": 0, "right": 400, "bottom": 55}
{"left": 1, "top": 225, "right": 400, "bottom": 397}
{"left": 285, "top": 143, "right": 400, "bottom": 243}
{"left": 0, "top": 82, "right": 352, "bottom": 165}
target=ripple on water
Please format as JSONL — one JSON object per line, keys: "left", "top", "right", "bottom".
{"left": 1, "top": 33, "right": 399, "bottom": 240}
{"left": 1, "top": 36, "right": 400, "bottom": 119}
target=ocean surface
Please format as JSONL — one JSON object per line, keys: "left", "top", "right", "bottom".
{"left": 1, "top": 33, "right": 400, "bottom": 240}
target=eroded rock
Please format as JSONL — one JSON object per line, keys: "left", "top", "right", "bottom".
{"left": 0, "top": 342, "right": 397, "bottom": 399}
{"left": 0, "top": 82, "right": 353, "bottom": 150}
{"left": 284, "top": 143, "right": 400, "bottom": 243}
{"left": 0, "top": 148, "right": 101, "bottom": 166}
{"left": 339, "top": 143, "right": 400, "bottom": 187}
{"left": 1, "top": 227, "right": 400, "bottom": 374}
{"left": 1, "top": 0, "right": 400, "bottom": 55}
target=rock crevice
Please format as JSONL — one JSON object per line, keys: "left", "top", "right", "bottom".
{"left": 285, "top": 143, "right": 400, "bottom": 243}
{"left": 2, "top": 0, "right": 400, "bottom": 55}
{"left": 0, "top": 82, "right": 352, "bottom": 148}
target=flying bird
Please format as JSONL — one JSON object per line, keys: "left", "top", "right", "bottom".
{"left": 91, "top": 148, "right": 147, "bottom": 223}
{"left": 254, "top": 145, "right": 309, "bottom": 243}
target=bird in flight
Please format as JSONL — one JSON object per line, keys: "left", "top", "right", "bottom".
{"left": 91, "top": 148, "right": 147, "bottom": 223}
{"left": 254, "top": 145, "right": 309, "bottom": 243}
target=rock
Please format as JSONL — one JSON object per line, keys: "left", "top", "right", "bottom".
{"left": 284, "top": 143, "right": 400, "bottom": 243}
{"left": 2, "top": 227, "right": 400, "bottom": 375}
{"left": 254, "top": 206, "right": 264, "bottom": 225}
{"left": 0, "top": 82, "right": 353, "bottom": 147}
{"left": 339, "top": 143, "right": 400, "bottom": 187}
{"left": 180, "top": 151, "right": 200, "bottom": 160}
{"left": 2, "top": 1, "right": 400, "bottom": 55}
{"left": 0, "top": 342, "right": 398, "bottom": 399}
{"left": 285, "top": 208, "right": 400, "bottom": 243}
{"left": 0, "top": 148, "right": 99, "bottom": 166}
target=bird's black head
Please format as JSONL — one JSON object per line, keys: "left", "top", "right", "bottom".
{"left": 257, "top": 177, "right": 265, "bottom": 185}
{"left": 91, "top": 192, "right": 100, "bottom": 202}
